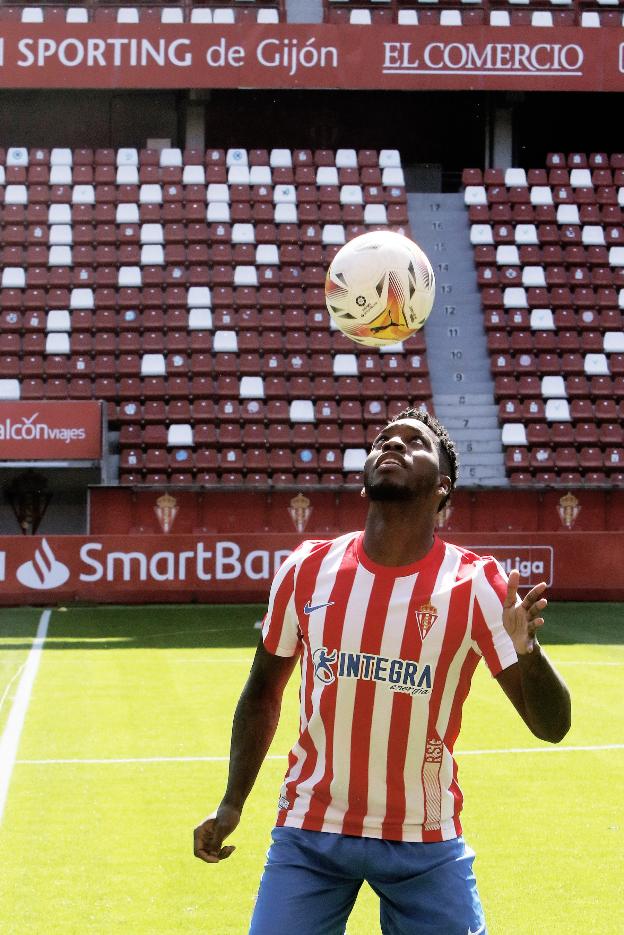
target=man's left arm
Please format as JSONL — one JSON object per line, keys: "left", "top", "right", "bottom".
{"left": 495, "top": 569, "right": 571, "bottom": 744}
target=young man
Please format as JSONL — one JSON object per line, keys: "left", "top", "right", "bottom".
{"left": 194, "top": 408, "right": 571, "bottom": 934}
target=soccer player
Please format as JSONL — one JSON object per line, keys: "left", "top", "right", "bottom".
{"left": 194, "top": 408, "right": 571, "bottom": 934}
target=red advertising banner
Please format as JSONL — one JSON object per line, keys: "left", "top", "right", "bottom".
{"left": 0, "top": 24, "right": 622, "bottom": 91}
{"left": 0, "top": 531, "right": 621, "bottom": 604}
{"left": 0, "top": 401, "right": 102, "bottom": 461}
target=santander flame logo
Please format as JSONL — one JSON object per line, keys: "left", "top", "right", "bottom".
{"left": 16, "top": 538, "right": 70, "bottom": 590}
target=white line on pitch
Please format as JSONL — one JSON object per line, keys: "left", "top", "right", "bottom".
{"left": 169, "top": 658, "right": 621, "bottom": 667}
{"left": 456, "top": 743, "right": 624, "bottom": 756}
{"left": 16, "top": 743, "right": 624, "bottom": 766}
{"left": 0, "top": 663, "right": 27, "bottom": 718}
{"left": 0, "top": 610, "right": 50, "bottom": 825}
{"left": 170, "top": 658, "right": 252, "bottom": 664}
{"left": 143, "top": 624, "right": 256, "bottom": 640}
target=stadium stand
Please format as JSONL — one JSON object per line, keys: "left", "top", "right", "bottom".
{"left": 0, "top": 2, "right": 284, "bottom": 24}
{"left": 322, "top": 0, "right": 623, "bottom": 26}
{"left": 1, "top": 0, "right": 624, "bottom": 24}
{"left": 0, "top": 146, "right": 431, "bottom": 486}
{"left": 465, "top": 155, "right": 624, "bottom": 485}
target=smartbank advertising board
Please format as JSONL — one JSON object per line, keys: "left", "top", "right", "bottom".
{"left": 0, "top": 532, "right": 621, "bottom": 604}
{"left": 0, "top": 401, "right": 102, "bottom": 460}
{"left": 0, "top": 25, "right": 624, "bottom": 91}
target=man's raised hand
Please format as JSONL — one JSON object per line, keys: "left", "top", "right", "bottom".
{"left": 502, "top": 568, "right": 548, "bottom": 656}
{"left": 193, "top": 803, "right": 240, "bottom": 864}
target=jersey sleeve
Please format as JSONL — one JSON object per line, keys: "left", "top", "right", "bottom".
{"left": 261, "top": 545, "right": 305, "bottom": 657}
{"left": 471, "top": 557, "right": 519, "bottom": 677}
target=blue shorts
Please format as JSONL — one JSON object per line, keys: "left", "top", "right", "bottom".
{"left": 249, "top": 827, "right": 486, "bottom": 935}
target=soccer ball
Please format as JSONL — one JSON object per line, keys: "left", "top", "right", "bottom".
{"left": 324, "top": 230, "right": 435, "bottom": 348}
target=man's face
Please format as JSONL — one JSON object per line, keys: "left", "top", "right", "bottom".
{"left": 362, "top": 419, "right": 449, "bottom": 503}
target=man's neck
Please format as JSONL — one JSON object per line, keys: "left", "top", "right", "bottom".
{"left": 362, "top": 500, "right": 438, "bottom": 567}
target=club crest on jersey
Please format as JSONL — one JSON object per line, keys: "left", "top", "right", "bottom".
{"left": 415, "top": 601, "right": 438, "bottom": 641}
{"left": 313, "top": 646, "right": 338, "bottom": 684}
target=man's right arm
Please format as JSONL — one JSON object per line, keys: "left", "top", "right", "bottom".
{"left": 193, "top": 639, "right": 299, "bottom": 864}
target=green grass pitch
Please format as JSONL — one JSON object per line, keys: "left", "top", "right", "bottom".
{"left": 0, "top": 602, "right": 622, "bottom": 934}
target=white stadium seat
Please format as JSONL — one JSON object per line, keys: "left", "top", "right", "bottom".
{"left": 139, "top": 185, "right": 163, "bottom": 204}
{"left": 168, "top": 424, "right": 193, "bottom": 446}
{"left": 290, "top": 400, "right": 315, "bottom": 422}
{"left": 161, "top": 7, "right": 184, "bottom": 23}
{"left": 333, "top": 354, "right": 359, "bottom": 376}
{"left": 505, "top": 168, "right": 527, "bottom": 187}
{"left": 116, "top": 203, "right": 139, "bottom": 224}
{"left": 116, "top": 166, "right": 139, "bottom": 185}
{"left": 522, "top": 267, "right": 546, "bottom": 287}
{"left": 188, "top": 308, "right": 212, "bottom": 330}
{"left": 140, "top": 223, "right": 164, "bottom": 245}
{"left": 141, "top": 245, "right": 165, "bottom": 266}
{"left": 256, "top": 245, "right": 279, "bottom": 265}
{"left": 117, "top": 148, "right": 139, "bottom": 166}
{"left": 541, "top": 376, "right": 567, "bottom": 398}
{"left": 141, "top": 354, "right": 167, "bottom": 376}
{"left": 336, "top": 149, "right": 358, "bottom": 169}
{"left": 604, "top": 332, "right": 624, "bottom": 353}
{"left": 1, "top": 268, "right": 26, "bottom": 288}
{"left": 46, "top": 310, "right": 71, "bottom": 332}
{"left": 343, "top": 449, "right": 367, "bottom": 471}
{"left": 51, "top": 148, "right": 72, "bottom": 166}
{"left": 501, "top": 424, "right": 527, "bottom": 446}
{"left": 0, "top": 380, "right": 20, "bottom": 400}
{"left": 364, "top": 204, "right": 387, "bottom": 224}
{"left": 117, "top": 8, "right": 139, "bottom": 23}
{"left": 45, "top": 333, "right": 70, "bottom": 355}
{"left": 530, "top": 308, "right": 555, "bottom": 330}
{"left": 545, "top": 399, "right": 571, "bottom": 422}
{"left": 70, "top": 288, "right": 94, "bottom": 309}
{"left": 378, "top": 150, "right": 401, "bottom": 168}
{"left": 249, "top": 166, "right": 272, "bottom": 186}
{"left": 48, "top": 246, "right": 72, "bottom": 267}
{"left": 340, "top": 185, "right": 363, "bottom": 205}
{"left": 187, "top": 286, "right": 211, "bottom": 306}
{"left": 227, "top": 148, "right": 248, "bottom": 166}
{"left": 240, "top": 377, "right": 265, "bottom": 399}
{"left": 160, "top": 148, "right": 183, "bottom": 167}
{"left": 464, "top": 186, "right": 487, "bottom": 206}
{"left": 5, "top": 185, "right": 28, "bottom": 205}
{"left": 503, "top": 287, "right": 528, "bottom": 308}
{"left": 6, "top": 148, "right": 28, "bottom": 166}
{"left": 584, "top": 354, "right": 610, "bottom": 376}
{"left": 213, "top": 330, "right": 238, "bottom": 353}
{"left": 66, "top": 8, "right": 88, "bottom": 21}
{"left": 72, "top": 185, "right": 95, "bottom": 204}
{"left": 207, "top": 203, "right": 230, "bottom": 223}
{"left": 270, "top": 150, "right": 292, "bottom": 168}
{"left": 118, "top": 267, "right": 142, "bottom": 287}
{"left": 183, "top": 165, "right": 205, "bottom": 185}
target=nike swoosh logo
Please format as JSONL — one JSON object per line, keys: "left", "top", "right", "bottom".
{"left": 303, "top": 600, "right": 335, "bottom": 614}
{"left": 467, "top": 925, "right": 486, "bottom": 935}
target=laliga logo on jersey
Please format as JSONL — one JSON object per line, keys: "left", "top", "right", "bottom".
{"left": 313, "top": 646, "right": 338, "bottom": 684}
{"left": 16, "top": 538, "right": 70, "bottom": 590}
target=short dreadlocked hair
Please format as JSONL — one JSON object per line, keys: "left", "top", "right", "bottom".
{"left": 386, "top": 406, "right": 459, "bottom": 511}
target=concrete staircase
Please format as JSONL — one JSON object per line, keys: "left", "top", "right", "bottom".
{"left": 408, "top": 193, "right": 508, "bottom": 486}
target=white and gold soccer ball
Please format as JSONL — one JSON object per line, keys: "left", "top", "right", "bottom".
{"left": 324, "top": 230, "right": 435, "bottom": 347}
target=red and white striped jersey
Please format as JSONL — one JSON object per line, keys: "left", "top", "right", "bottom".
{"left": 262, "top": 532, "right": 518, "bottom": 843}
